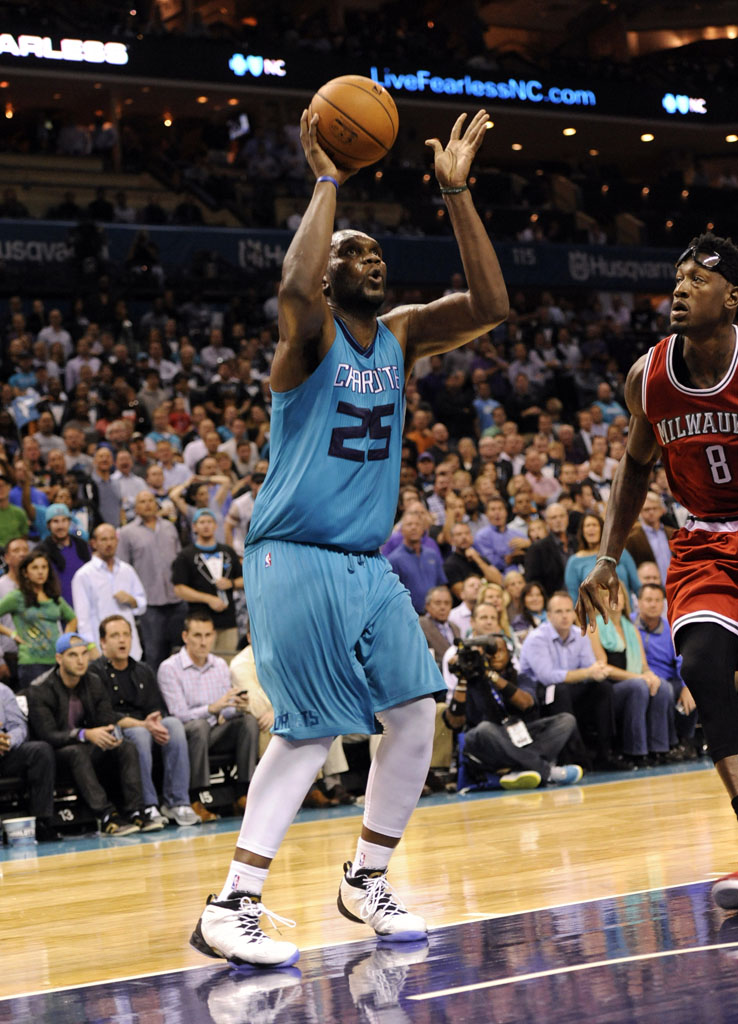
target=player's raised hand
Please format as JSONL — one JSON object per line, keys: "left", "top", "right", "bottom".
{"left": 299, "top": 110, "right": 356, "bottom": 186}
{"left": 575, "top": 560, "right": 620, "bottom": 634}
{"left": 425, "top": 109, "right": 490, "bottom": 189}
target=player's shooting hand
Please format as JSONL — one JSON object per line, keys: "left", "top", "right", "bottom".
{"left": 425, "top": 109, "right": 490, "bottom": 189}
{"left": 576, "top": 561, "right": 619, "bottom": 635}
{"left": 300, "top": 110, "right": 356, "bottom": 185}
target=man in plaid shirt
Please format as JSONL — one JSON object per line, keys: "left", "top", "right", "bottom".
{"left": 157, "top": 609, "right": 259, "bottom": 821}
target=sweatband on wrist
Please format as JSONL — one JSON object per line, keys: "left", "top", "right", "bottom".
{"left": 316, "top": 175, "right": 339, "bottom": 190}
{"left": 439, "top": 185, "right": 468, "bottom": 195}
{"left": 596, "top": 555, "right": 617, "bottom": 567}
{"left": 500, "top": 683, "right": 518, "bottom": 699}
{"left": 78, "top": 729, "right": 86, "bottom": 743}
{"left": 448, "top": 698, "right": 466, "bottom": 716}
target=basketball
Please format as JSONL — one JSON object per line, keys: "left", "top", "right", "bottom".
{"left": 308, "top": 75, "right": 399, "bottom": 171}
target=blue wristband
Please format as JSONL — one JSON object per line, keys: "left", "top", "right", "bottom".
{"left": 78, "top": 729, "right": 86, "bottom": 743}
{"left": 316, "top": 175, "right": 339, "bottom": 190}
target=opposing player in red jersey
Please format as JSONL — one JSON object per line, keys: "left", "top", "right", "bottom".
{"left": 576, "top": 231, "right": 738, "bottom": 909}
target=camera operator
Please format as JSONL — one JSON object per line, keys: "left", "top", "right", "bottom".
{"left": 442, "top": 603, "right": 584, "bottom": 788}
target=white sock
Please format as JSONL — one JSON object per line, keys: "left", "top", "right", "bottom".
{"left": 351, "top": 837, "right": 393, "bottom": 874}
{"left": 218, "top": 860, "right": 269, "bottom": 901}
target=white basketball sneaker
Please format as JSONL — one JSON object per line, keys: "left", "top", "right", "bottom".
{"left": 337, "top": 861, "right": 427, "bottom": 941}
{"left": 190, "top": 892, "right": 300, "bottom": 968}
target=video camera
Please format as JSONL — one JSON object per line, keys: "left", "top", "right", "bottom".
{"left": 452, "top": 634, "right": 505, "bottom": 681}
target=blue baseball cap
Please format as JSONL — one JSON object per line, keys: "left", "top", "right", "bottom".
{"left": 55, "top": 632, "right": 89, "bottom": 655}
{"left": 45, "top": 502, "right": 71, "bottom": 524}
{"left": 193, "top": 508, "right": 217, "bottom": 523}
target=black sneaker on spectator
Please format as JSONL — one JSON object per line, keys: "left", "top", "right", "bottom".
{"left": 99, "top": 811, "right": 140, "bottom": 837}
{"left": 141, "top": 805, "right": 167, "bottom": 832}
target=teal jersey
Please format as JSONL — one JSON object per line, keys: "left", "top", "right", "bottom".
{"left": 247, "top": 316, "right": 405, "bottom": 552}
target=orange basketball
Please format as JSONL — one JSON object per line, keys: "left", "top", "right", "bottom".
{"left": 308, "top": 75, "right": 398, "bottom": 171}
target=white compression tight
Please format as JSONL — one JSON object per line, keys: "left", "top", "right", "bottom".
{"left": 235, "top": 696, "right": 436, "bottom": 860}
{"left": 363, "top": 696, "right": 436, "bottom": 838}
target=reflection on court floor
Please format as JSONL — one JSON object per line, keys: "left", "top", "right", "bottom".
{"left": 4, "top": 881, "right": 738, "bottom": 1023}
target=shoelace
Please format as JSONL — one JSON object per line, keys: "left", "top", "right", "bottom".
{"left": 358, "top": 875, "right": 407, "bottom": 920}
{"left": 233, "top": 897, "right": 297, "bottom": 940}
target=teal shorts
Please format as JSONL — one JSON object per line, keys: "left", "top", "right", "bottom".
{"left": 243, "top": 540, "right": 443, "bottom": 740}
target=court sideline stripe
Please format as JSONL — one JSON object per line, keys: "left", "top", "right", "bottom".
{"left": 408, "top": 940, "right": 738, "bottom": 1000}
{"left": 0, "top": 876, "right": 722, "bottom": 1004}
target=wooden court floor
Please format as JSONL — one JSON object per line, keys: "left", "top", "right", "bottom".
{"left": 2, "top": 765, "right": 736, "bottom": 1001}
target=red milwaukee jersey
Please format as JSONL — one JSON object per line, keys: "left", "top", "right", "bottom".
{"left": 643, "top": 327, "right": 738, "bottom": 520}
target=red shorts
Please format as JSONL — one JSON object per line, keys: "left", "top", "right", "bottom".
{"left": 667, "top": 522, "right": 738, "bottom": 642}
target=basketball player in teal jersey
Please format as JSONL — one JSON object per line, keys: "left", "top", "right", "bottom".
{"left": 190, "top": 108, "right": 509, "bottom": 968}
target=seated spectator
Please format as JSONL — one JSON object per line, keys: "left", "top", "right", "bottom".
{"left": 0, "top": 551, "right": 76, "bottom": 687}
{"left": 157, "top": 610, "right": 259, "bottom": 821}
{"left": 387, "top": 509, "right": 446, "bottom": 615}
{"left": 171, "top": 509, "right": 243, "bottom": 653}
{"left": 89, "top": 614, "right": 199, "bottom": 829}
{"left": 27, "top": 633, "right": 144, "bottom": 836}
{"left": 90, "top": 446, "right": 123, "bottom": 526}
{"left": 0, "top": 679, "right": 59, "bottom": 840}
{"left": 419, "top": 586, "right": 459, "bottom": 668}
{"left": 625, "top": 491, "right": 674, "bottom": 585}
{"left": 0, "top": 535, "right": 30, "bottom": 689}
{"left": 589, "top": 581, "right": 674, "bottom": 766}
{"left": 564, "top": 512, "right": 640, "bottom": 606}
{"left": 477, "top": 581, "right": 518, "bottom": 654}
{"left": 519, "top": 592, "right": 616, "bottom": 770}
{"left": 473, "top": 497, "right": 528, "bottom": 573}
{"left": 113, "top": 449, "right": 148, "bottom": 523}
{"left": 512, "top": 581, "right": 548, "bottom": 639}
{"left": 523, "top": 502, "right": 573, "bottom": 598}
{"left": 37, "top": 502, "right": 91, "bottom": 606}
{"left": 443, "top": 603, "right": 582, "bottom": 788}
{"left": 443, "top": 521, "right": 502, "bottom": 600}
{"left": 633, "top": 582, "right": 697, "bottom": 755}
{"left": 71, "top": 523, "right": 147, "bottom": 661}
{"left": 503, "top": 568, "right": 525, "bottom": 623}
{"left": 448, "top": 575, "right": 482, "bottom": 637}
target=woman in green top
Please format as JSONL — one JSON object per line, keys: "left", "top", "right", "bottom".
{"left": 0, "top": 551, "right": 76, "bottom": 687}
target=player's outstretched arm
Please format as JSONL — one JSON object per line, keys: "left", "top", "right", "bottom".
{"left": 576, "top": 355, "right": 660, "bottom": 633}
{"left": 388, "top": 110, "right": 509, "bottom": 373}
{"left": 272, "top": 111, "right": 355, "bottom": 392}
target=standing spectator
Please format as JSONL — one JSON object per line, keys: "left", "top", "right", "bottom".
{"left": 113, "top": 449, "right": 148, "bottom": 523}
{"left": 117, "top": 491, "right": 185, "bottom": 671}
{"left": 33, "top": 411, "right": 66, "bottom": 462}
{"left": 0, "top": 681, "right": 59, "bottom": 841}
{"left": 519, "top": 591, "right": 616, "bottom": 770}
{"left": 0, "top": 472, "right": 29, "bottom": 547}
{"left": 37, "top": 502, "right": 91, "bottom": 605}
{"left": 387, "top": 510, "right": 447, "bottom": 615}
{"left": 224, "top": 469, "right": 266, "bottom": 553}
{"left": 625, "top": 491, "right": 675, "bottom": 584}
{"left": 426, "top": 462, "right": 454, "bottom": 526}
{"left": 418, "top": 586, "right": 459, "bottom": 668}
{"left": 156, "top": 439, "right": 191, "bottom": 490}
{"left": 71, "top": 524, "right": 147, "bottom": 661}
{"left": 90, "top": 447, "right": 122, "bottom": 526}
{"left": 0, "top": 535, "right": 29, "bottom": 688}
{"left": 172, "top": 510, "right": 243, "bottom": 653}
{"left": 0, "top": 551, "right": 76, "bottom": 687}
{"left": 27, "top": 633, "right": 143, "bottom": 836}
{"left": 89, "top": 614, "right": 200, "bottom": 829}
{"left": 157, "top": 610, "right": 259, "bottom": 821}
